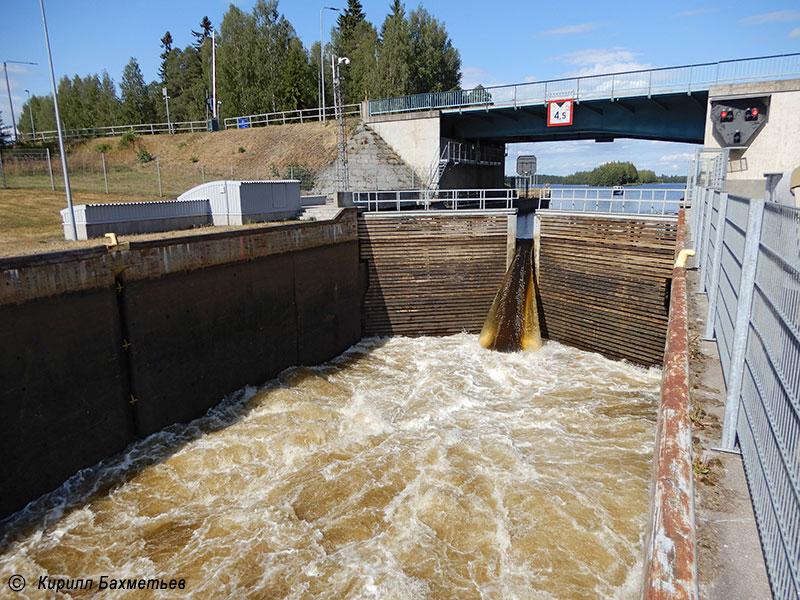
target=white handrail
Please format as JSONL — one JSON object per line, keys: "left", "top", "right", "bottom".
{"left": 353, "top": 188, "right": 518, "bottom": 211}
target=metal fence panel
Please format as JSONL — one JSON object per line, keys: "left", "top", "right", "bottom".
{"left": 691, "top": 182, "right": 800, "bottom": 599}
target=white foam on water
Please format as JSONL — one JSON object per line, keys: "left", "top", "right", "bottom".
{"left": 0, "top": 334, "right": 660, "bottom": 599}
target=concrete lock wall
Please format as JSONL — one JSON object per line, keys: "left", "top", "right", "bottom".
{"left": 0, "top": 210, "right": 362, "bottom": 519}
{"left": 704, "top": 78, "right": 800, "bottom": 198}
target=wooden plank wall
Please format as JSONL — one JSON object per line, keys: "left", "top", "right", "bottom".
{"left": 359, "top": 211, "right": 514, "bottom": 336}
{"left": 537, "top": 212, "right": 678, "bottom": 367}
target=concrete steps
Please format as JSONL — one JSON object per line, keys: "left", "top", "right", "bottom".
{"left": 299, "top": 205, "right": 342, "bottom": 221}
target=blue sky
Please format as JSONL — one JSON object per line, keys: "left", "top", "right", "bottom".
{"left": 2, "top": 1, "right": 799, "bottom": 176}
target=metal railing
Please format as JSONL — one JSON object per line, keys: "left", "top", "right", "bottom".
{"left": 369, "top": 52, "right": 800, "bottom": 116}
{"left": 546, "top": 187, "right": 685, "bottom": 214}
{"left": 690, "top": 185, "right": 800, "bottom": 600}
{"left": 24, "top": 104, "right": 363, "bottom": 143}
{"left": 440, "top": 140, "right": 505, "bottom": 165}
{"left": 28, "top": 119, "right": 210, "bottom": 143}
{"left": 223, "top": 104, "right": 360, "bottom": 129}
{"left": 353, "top": 188, "right": 518, "bottom": 211}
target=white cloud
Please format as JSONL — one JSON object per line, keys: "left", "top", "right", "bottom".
{"left": 550, "top": 47, "right": 651, "bottom": 77}
{"left": 524, "top": 75, "right": 537, "bottom": 83}
{"left": 740, "top": 10, "right": 800, "bottom": 25}
{"left": 789, "top": 28, "right": 800, "bottom": 39}
{"left": 541, "top": 22, "right": 598, "bottom": 36}
{"left": 658, "top": 152, "right": 694, "bottom": 163}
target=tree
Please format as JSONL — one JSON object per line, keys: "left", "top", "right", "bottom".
{"left": 281, "top": 37, "right": 316, "bottom": 110}
{"left": 0, "top": 110, "right": 10, "bottom": 147}
{"left": 120, "top": 57, "right": 156, "bottom": 124}
{"left": 331, "top": 0, "right": 378, "bottom": 103}
{"left": 408, "top": 6, "right": 460, "bottom": 93}
{"left": 159, "top": 31, "right": 173, "bottom": 81}
{"left": 192, "top": 16, "right": 213, "bottom": 47}
{"left": 370, "top": 0, "right": 413, "bottom": 98}
{"left": 217, "top": 1, "right": 314, "bottom": 117}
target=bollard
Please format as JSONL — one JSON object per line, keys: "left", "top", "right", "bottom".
{"left": 156, "top": 156, "right": 162, "bottom": 197}
{"left": 101, "top": 152, "right": 109, "bottom": 194}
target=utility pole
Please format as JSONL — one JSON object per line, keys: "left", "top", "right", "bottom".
{"left": 211, "top": 29, "right": 217, "bottom": 121}
{"left": 24, "top": 89, "right": 35, "bottom": 140}
{"left": 332, "top": 55, "right": 349, "bottom": 191}
{"left": 319, "top": 6, "right": 339, "bottom": 124}
{"left": 39, "top": 0, "right": 76, "bottom": 239}
{"left": 3, "top": 59, "right": 38, "bottom": 142}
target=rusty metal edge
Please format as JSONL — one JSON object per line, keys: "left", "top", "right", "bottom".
{"left": 642, "top": 209, "right": 699, "bottom": 600}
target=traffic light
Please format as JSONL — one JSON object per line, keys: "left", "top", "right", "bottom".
{"left": 744, "top": 107, "right": 760, "bottom": 122}
{"left": 720, "top": 109, "right": 734, "bottom": 122}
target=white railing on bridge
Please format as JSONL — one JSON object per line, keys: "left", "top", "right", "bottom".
{"left": 368, "top": 52, "right": 800, "bottom": 116}
{"left": 547, "top": 187, "right": 685, "bottom": 215}
{"left": 353, "top": 188, "right": 518, "bottom": 211}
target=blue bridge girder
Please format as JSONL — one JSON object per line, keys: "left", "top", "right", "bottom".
{"left": 439, "top": 92, "right": 709, "bottom": 144}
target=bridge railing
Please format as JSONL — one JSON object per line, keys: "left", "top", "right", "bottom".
{"left": 546, "top": 187, "right": 685, "bottom": 215}
{"left": 352, "top": 188, "right": 517, "bottom": 211}
{"left": 368, "top": 52, "right": 800, "bottom": 116}
{"left": 689, "top": 185, "right": 800, "bottom": 600}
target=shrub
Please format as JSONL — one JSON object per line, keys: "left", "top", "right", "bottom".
{"left": 118, "top": 131, "right": 138, "bottom": 148}
{"left": 94, "top": 142, "right": 111, "bottom": 153}
{"left": 177, "top": 141, "right": 187, "bottom": 149}
{"left": 190, "top": 155, "right": 199, "bottom": 163}
{"left": 238, "top": 146, "right": 245, "bottom": 153}
{"left": 137, "top": 147, "right": 154, "bottom": 163}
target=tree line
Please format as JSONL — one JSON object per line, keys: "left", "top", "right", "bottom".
{"left": 506, "top": 162, "right": 687, "bottom": 186}
{"left": 13, "top": 0, "right": 461, "bottom": 136}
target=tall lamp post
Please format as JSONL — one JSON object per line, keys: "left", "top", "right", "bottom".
{"left": 24, "top": 89, "right": 35, "bottom": 141}
{"left": 162, "top": 86, "right": 172, "bottom": 134}
{"left": 3, "top": 60, "right": 38, "bottom": 142}
{"left": 319, "top": 6, "right": 340, "bottom": 124}
{"left": 39, "top": 0, "right": 76, "bottom": 240}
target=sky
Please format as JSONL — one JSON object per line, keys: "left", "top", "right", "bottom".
{"left": 2, "top": 0, "right": 799, "bottom": 176}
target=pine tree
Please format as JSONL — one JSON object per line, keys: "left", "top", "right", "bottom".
{"left": 120, "top": 57, "right": 156, "bottom": 124}
{"left": 159, "top": 31, "right": 173, "bottom": 81}
{"left": 371, "top": 0, "right": 413, "bottom": 98}
{"left": 192, "top": 16, "right": 213, "bottom": 47}
{"left": 331, "top": 0, "right": 378, "bottom": 104}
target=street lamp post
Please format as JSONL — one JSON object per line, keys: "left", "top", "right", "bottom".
{"left": 162, "top": 86, "right": 172, "bottom": 134}
{"left": 24, "top": 89, "right": 35, "bottom": 140}
{"left": 319, "top": 6, "right": 340, "bottom": 124}
{"left": 39, "top": 0, "right": 76, "bottom": 240}
{"left": 3, "top": 59, "right": 38, "bottom": 142}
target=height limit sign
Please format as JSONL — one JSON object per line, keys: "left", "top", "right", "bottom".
{"left": 547, "top": 98, "right": 573, "bottom": 127}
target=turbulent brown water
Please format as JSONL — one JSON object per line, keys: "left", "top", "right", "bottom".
{"left": 480, "top": 239, "right": 542, "bottom": 353}
{"left": 0, "top": 334, "right": 659, "bottom": 599}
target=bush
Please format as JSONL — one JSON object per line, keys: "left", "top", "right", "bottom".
{"left": 177, "top": 141, "right": 187, "bottom": 149}
{"left": 238, "top": 146, "right": 246, "bottom": 153}
{"left": 190, "top": 155, "right": 199, "bottom": 163}
{"left": 94, "top": 142, "right": 111, "bottom": 153}
{"left": 118, "top": 131, "right": 139, "bottom": 148}
{"left": 137, "top": 147, "right": 154, "bottom": 163}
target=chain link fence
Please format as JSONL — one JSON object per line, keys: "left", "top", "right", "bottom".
{"left": 0, "top": 149, "right": 319, "bottom": 197}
